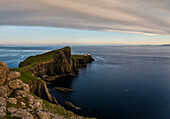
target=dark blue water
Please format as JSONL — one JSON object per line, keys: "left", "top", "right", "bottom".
{"left": 1, "top": 45, "right": 170, "bottom": 119}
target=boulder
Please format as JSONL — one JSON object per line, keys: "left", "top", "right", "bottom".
{"left": 0, "top": 61, "right": 9, "bottom": 77}
{"left": 20, "top": 102, "right": 26, "bottom": 107}
{"left": 7, "top": 71, "right": 21, "bottom": 81}
{"left": 8, "top": 107, "right": 32, "bottom": 118}
{"left": 14, "top": 90, "right": 28, "bottom": 98}
{"left": 37, "top": 111, "right": 50, "bottom": 119}
{"left": 8, "top": 98, "right": 17, "bottom": 105}
{"left": 0, "top": 86, "right": 7, "bottom": 98}
{"left": 9, "top": 79, "right": 24, "bottom": 89}
{"left": 0, "top": 97, "right": 7, "bottom": 106}
{"left": 23, "top": 115, "right": 34, "bottom": 119}
{"left": 27, "top": 94, "right": 35, "bottom": 105}
{"left": 47, "top": 112, "right": 64, "bottom": 119}
{"left": 32, "top": 99, "right": 42, "bottom": 110}
{"left": 0, "top": 106, "right": 6, "bottom": 118}
{"left": 0, "top": 77, "right": 6, "bottom": 86}
{"left": 23, "top": 84, "right": 30, "bottom": 94}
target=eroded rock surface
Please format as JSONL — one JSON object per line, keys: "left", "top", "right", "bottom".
{"left": 8, "top": 98, "right": 17, "bottom": 105}
{"left": 0, "top": 61, "right": 9, "bottom": 77}
{"left": 0, "top": 61, "right": 64, "bottom": 119}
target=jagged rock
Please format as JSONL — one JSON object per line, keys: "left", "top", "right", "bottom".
{"left": 42, "top": 75, "right": 56, "bottom": 81}
{"left": 24, "top": 47, "right": 73, "bottom": 77}
{"left": 29, "top": 80, "right": 58, "bottom": 104}
{"left": 28, "top": 94, "right": 35, "bottom": 105}
{"left": 7, "top": 71, "right": 21, "bottom": 81}
{"left": 65, "top": 101, "right": 81, "bottom": 110}
{"left": 46, "top": 112, "right": 64, "bottom": 119}
{"left": 8, "top": 98, "right": 17, "bottom": 105}
{"left": 20, "top": 102, "right": 26, "bottom": 107}
{"left": 0, "top": 86, "right": 7, "bottom": 98}
{"left": 9, "top": 79, "right": 24, "bottom": 89}
{"left": 23, "top": 115, "right": 34, "bottom": 119}
{"left": 0, "top": 106, "right": 6, "bottom": 118}
{"left": 14, "top": 90, "right": 28, "bottom": 98}
{"left": 8, "top": 107, "right": 32, "bottom": 118}
{"left": 37, "top": 111, "right": 50, "bottom": 119}
{"left": 0, "top": 97, "right": 7, "bottom": 106}
{"left": 0, "top": 77, "right": 6, "bottom": 86}
{"left": 23, "top": 84, "right": 30, "bottom": 94}
{"left": 0, "top": 61, "right": 9, "bottom": 77}
{"left": 32, "top": 99, "right": 42, "bottom": 110}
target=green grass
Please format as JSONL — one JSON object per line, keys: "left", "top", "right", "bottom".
{"left": 41, "top": 96, "right": 93, "bottom": 119}
{"left": 10, "top": 68, "right": 41, "bottom": 84}
{"left": 71, "top": 55, "right": 86, "bottom": 60}
{"left": 7, "top": 97, "right": 29, "bottom": 109}
{"left": 4, "top": 116, "right": 22, "bottom": 119}
{"left": 30, "top": 93, "right": 94, "bottom": 119}
{"left": 6, "top": 95, "right": 30, "bottom": 119}
{"left": 20, "top": 46, "right": 70, "bottom": 68}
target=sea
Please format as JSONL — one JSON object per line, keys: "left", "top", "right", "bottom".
{"left": 1, "top": 45, "right": 170, "bottom": 119}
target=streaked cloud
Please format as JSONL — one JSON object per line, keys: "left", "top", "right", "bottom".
{"left": 0, "top": 0, "right": 170, "bottom": 35}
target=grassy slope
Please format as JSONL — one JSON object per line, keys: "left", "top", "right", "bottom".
{"left": 71, "top": 55, "right": 86, "bottom": 60}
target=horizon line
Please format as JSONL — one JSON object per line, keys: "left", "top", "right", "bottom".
{"left": 0, "top": 43, "right": 168, "bottom": 46}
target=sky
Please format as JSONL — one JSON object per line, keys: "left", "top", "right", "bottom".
{"left": 0, "top": 0, "right": 170, "bottom": 45}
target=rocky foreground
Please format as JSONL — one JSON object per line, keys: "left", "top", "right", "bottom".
{"left": 0, "top": 61, "right": 77, "bottom": 119}
{"left": 0, "top": 46, "right": 95, "bottom": 119}
{"left": 0, "top": 61, "right": 62, "bottom": 118}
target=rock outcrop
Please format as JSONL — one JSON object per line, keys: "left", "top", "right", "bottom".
{"left": 29, "top": 80, "right": 58, "bottom": 104}
{"left": 19, "top": 46, "right": 94, "bottom": 80}
{"left": 0, "top": 61, "right": 63, "bottom": 119}
{"left": 16, "top": 46, "right": 94, "bottom": 110}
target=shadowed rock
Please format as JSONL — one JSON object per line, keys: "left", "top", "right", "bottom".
{"left": 65, "top": 101, "right": 81, "bottom": 110}
{"left": 8, "top": 98, "right": 17, "bottom": 105}
{"left": 9, "top": 79, "right": 23, "bottom": 89}
{"left": 0, "top": 61, "right": 9, "bottom": 77}
{"left": 7, "top": 71, "right": 21, "bottom": 81}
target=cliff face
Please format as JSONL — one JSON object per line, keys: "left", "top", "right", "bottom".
{"left": 19, "top": 46, "right": 94, "bottom": 80}
{"left": 29, "top": 80, "right": 58, "bottom": 104}
{"left": 29, "top": 47, "right": 74, "bottom": 77}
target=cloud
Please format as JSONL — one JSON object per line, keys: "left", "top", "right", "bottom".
{"left": 0, "top": 0, "right": 170, "bottom": 35}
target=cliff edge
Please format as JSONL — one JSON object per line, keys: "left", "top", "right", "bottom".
{"left": 0, "top": 58, "right": 94, "bottom": 118}
{"left": 19, "top": 46, "right": 94, "bottom": 80}
{"left": 6, "top": 46, "right": 94, "bottom": 119}
{"left": 0, "top": 61, "right": 89, "bottom": 119}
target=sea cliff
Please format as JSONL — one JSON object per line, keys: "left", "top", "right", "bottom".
{"left": 19, "top": 46, "right": 94, "bottom": 80}
{"left": 0, "top": 46, "right": 94, "bottom": 119}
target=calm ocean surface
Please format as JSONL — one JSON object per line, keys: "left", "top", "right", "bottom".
{"left": 1, "top": 45, "right": 170, "bottom": 119}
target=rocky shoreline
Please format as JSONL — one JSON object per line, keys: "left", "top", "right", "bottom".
{"left": 0, "top": 46, "right": 95, "bottom": 119}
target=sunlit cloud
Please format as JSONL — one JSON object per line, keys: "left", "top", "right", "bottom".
{"left": 0, "top": 0, "right": 170, "bottom": 35}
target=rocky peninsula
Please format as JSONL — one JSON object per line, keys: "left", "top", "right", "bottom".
{"left": 0, "top": 46, "right": 94, "bottom": 119}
